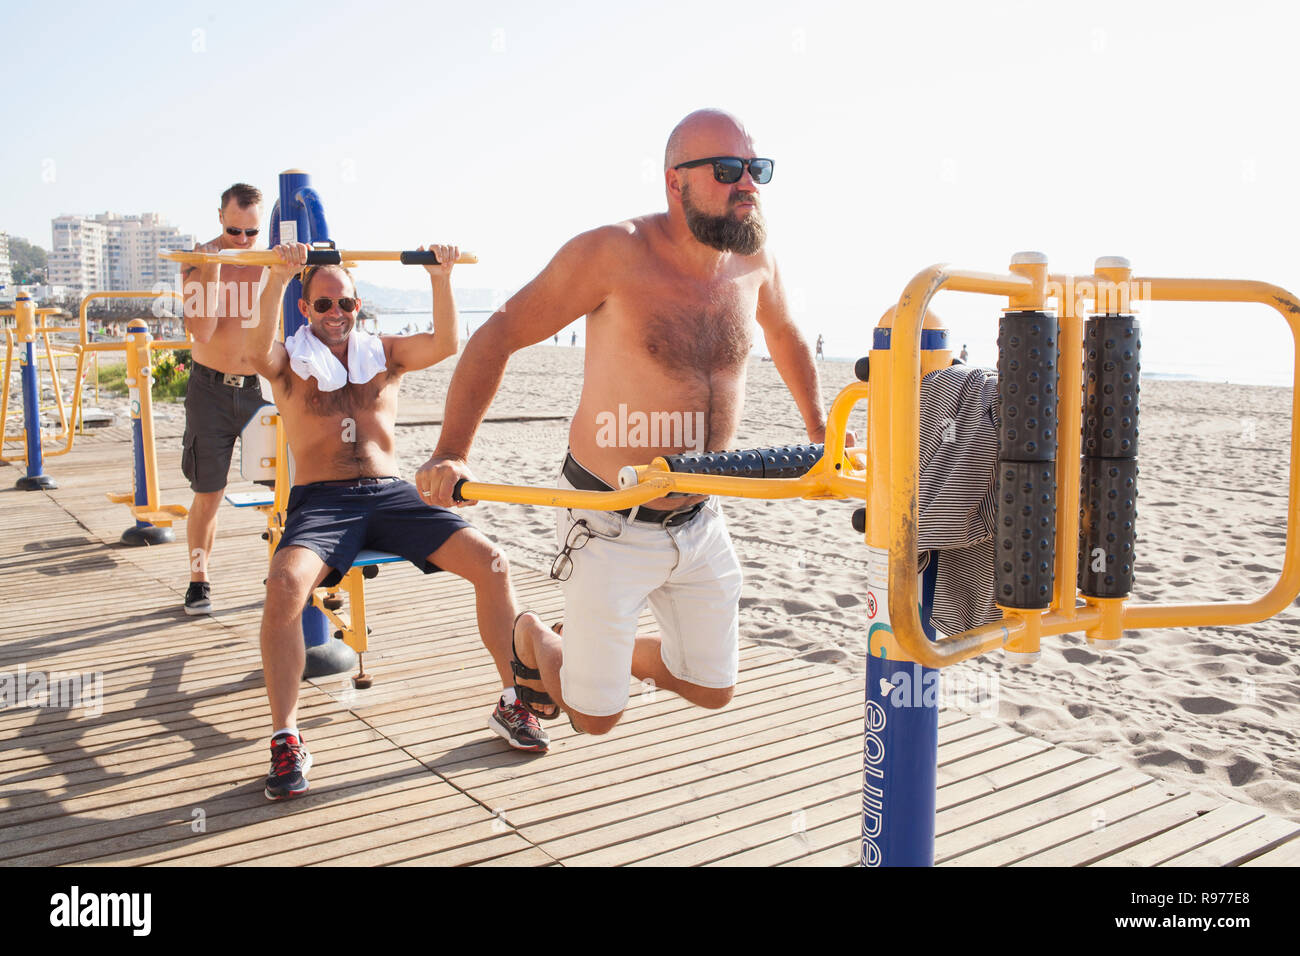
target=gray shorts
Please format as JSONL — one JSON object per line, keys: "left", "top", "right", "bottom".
{"left": 181, "top": 362, "right": 265, "bottom": 494}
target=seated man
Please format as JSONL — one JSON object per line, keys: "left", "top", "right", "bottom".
{"left": 245, "top": 241, "right": 549, "bottom": 802}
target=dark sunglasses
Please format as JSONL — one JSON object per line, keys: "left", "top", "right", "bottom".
{"left": 673, "top": 156, "right": 773, "bottom": 185}
{"left": 225, "top": 226, "right": 260, "bottom": 237}
{"left": 312, "top": 296, "right": 358, "bottom": 314}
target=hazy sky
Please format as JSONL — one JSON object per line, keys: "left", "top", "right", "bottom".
{"left": 4, "top": 0, "right": 1297, "bottom": 379}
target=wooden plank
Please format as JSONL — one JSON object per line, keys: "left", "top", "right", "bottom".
{"left": 5, "top": 441, "right": 1299, "bottom": 871}
{"left": 1094, "top": 803, "right": 1264, "bottom": 867}
{"left": 556, "top": 765, "right": 861, "bottom": 866}
{"left": 1160, "top": 813, "right": 1300, "bottom": 867}
{"left": 937, "top": 747, "right": 1083, "bottom": 813}
{"left": 1013, "top": 792, "right": 1218, "bottom": 867}
{"left": 936, "top": 767, "right": 1148, "bottom": 862}
{"left": 534, "top": 756, "right": 860, "bottom": 865}
{"left": 729, "top": 814, "right": 860, "bottom": 867}
{"left": 946, "top": 780, "right": 1174, "bottom": 866}
{"left": 938, "top": 757, "right": 1124, "bottom": 838}
{"left": 1240, "top": 833, "right": 1300, "bottom": 866}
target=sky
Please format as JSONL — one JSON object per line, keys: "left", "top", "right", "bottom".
{"left": 3, "top": 0, "right": 1298, "bottom": 381}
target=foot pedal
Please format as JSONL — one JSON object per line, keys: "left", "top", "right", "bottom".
{"left": 352, "top": 653, "right": 372, "bottom": 689}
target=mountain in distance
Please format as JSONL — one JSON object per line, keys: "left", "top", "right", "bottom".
{"left": 355, "top": 280, "right": 502, "bottom": 313}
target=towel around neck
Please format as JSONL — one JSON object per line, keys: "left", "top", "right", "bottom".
{"left": 284, "top": 325, "right": 387, "bottom": 392}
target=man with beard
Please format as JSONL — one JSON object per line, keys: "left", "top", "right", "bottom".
{"left": 416, "top": 108, "right": 830, "bottom": 737}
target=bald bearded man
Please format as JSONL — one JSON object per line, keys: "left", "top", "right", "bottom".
{"left": 416, "top": 109, "right": 833, "bottom": 737}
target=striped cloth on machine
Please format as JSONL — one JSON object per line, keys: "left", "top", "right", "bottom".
{"left": 917, "top": 364, "right": 1002, "bottom": 637}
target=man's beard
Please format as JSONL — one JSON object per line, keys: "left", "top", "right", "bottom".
{"left": 681, "top": 183, "right": 767, "bottom": 255}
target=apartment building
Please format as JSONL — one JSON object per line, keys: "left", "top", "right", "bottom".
{"left": 0, "top": 232, "right": 12, "bottom": 300}
{"left": 49, "top": 213, "right": 194, "bottom": 295}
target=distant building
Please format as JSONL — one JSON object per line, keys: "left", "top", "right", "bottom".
{"left": 0, "top": 232, "right": 13, "bottom": 301}
{"left": 48, "top": 213, "right": 193, "bottom": 296}
{"left": 49, "top": 216, "right": 108, "bottom": 293}
{"left": 22, "top": 284, "right": 69, "bottom": 302}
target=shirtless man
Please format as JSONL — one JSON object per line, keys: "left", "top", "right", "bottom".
{"left": 181, "top": 183, "right": 267, "bottom": 615}
{"left": 417, "top": 109, "right": 833, "bottom": 736}
{"left": 246, "top": 242, "right": 548, "bottom": 801}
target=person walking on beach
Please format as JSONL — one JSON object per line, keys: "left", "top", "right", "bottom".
{"left": 815, "top": 333, "right": 824, "bottom": 360}
{"left": 245, "top": 241, "right": 551, "bottom": 801}
{"left": 959, "top": 343, "right": 968, "bottom": 363}
{"left": 417, "top": 108, "right": 835, "bottom": 737}
{"left": 180, "top": 183, "right": 268, "bottom": 616}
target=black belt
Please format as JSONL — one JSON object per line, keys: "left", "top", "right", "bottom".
{"left": 311, "top": 476, "right": 400, "bottom": 489}
{"left": 562, "top": 453, "right": 705, "bottom": 528}
{"left": 192, "top": 361, "right": 259, "bottom": 389}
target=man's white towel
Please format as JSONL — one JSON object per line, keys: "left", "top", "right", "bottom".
{"left": 284, "top": 325, "right": 387, "bottom": 391}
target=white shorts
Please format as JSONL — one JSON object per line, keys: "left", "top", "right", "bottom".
{"left": 555, "top": 472, "right": 743, "bottom": 718}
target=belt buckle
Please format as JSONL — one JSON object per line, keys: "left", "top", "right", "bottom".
{"left": 221, "top": 373, "right": 245, "bottom": 387}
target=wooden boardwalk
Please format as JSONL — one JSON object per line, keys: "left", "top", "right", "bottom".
{"left": 2, "top": 427, "right": 1299, "bottom": 867}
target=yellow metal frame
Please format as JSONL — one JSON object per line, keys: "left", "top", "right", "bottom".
{"left": 250, "top": 410, "right": 374, "bottom": 659}
{"left": 1, "top": 300, "right": 80, "bottom": 464}
{"left": 453, "top": 255, "right": 1300, "bottom": 671}
{"left": 882, "top": 258, "right": 1300, "bottom": 667}
{"left": 75, "top": 293, "right": 190, "bottom": 526}
{"left": 460, "top": 381, "right": 870, "bottom": 510}
{"left": 160, "top": 249, "right": 479, "bottom": 267}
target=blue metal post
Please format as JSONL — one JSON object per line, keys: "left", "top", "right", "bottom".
{"left": 862, "top": 561, "right": 939, "bottom": 866}
{"left": 14, "top": 294, "right": 56, "bottom": 490}
{"left": 274, "top": 169, "right": 356, "bottom": 679}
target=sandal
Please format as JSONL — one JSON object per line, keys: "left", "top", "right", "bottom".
{"left": 511, "top": 612, "right": 561, "bottom": 721}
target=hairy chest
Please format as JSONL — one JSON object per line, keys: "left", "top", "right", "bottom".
{"left": 283, "top": 374, "right": 393, "bottom": 421}
{"left": 639, "top": 283, "right": 756, "bottom": 378}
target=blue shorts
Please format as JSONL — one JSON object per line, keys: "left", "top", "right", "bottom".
{"left": 277, "top": 478, "right": 470, "bottom": 580}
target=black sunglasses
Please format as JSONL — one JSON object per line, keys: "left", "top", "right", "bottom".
{"left": 673, "top": 156, "right": 773, "bottom": 185}
{"left": 225, "top": 226, "right": 260, "bottom": 237}
{"left": 312, "top": 296, "right": 358, "bottom": 314}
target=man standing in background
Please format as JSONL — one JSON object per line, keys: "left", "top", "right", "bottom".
{"left": 179, "top": 183, "right": 266, "bottom": 615}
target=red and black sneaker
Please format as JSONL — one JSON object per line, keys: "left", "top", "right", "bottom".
{"left": 489, "top": 697, "right": 550, "bottom": 753}
{"left": 264, "top": 733, "right": 313, "bottom": 800}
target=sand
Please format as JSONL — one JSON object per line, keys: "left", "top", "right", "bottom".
{"left": 390, "top": 347, "right": 1300, "bottom": 823}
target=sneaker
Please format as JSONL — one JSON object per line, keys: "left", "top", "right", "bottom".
{"left": 184, "top": 581, "right": 212, "bottom": 616}
{"left": 489, "top": 697, "right": 550, "bottom": 753}
{"left": 264, "top": 733, "right": 314, "bottom": 800}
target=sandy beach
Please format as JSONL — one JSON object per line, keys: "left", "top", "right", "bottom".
{"left": 386, "top": 346, "right": 1300, "bottom": 823}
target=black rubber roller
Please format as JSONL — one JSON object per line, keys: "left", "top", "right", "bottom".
{"left": 662, "top": 449, "right": 764, "bottom": 477}
{"left": 998, "top": 311, "right": 1059, "bottom": 462}
{"left": 1077, "top": 457, "right": 1138, "bottom": 598}
{"left": 1082, "top": 314, "right": 1141, "bottom": 458}
{"left": 662, "top": 443, "right": 824, "bottom": 479}
{"left": 762, "top": 444, "right": 825, "bottom": 479}
{"left": 994, "top": 461, "right": 1058, "bottom": 609}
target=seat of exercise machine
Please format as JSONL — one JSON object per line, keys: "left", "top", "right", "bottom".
{"left": 319, "top": 549, "right": 403, "bottom": 588}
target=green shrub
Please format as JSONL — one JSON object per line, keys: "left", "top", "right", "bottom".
{"left": 151, "top": 349, "right": 191, "bottom": 402}
{"left": 92, "top": 349, "right": 190, "bottom": 402}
